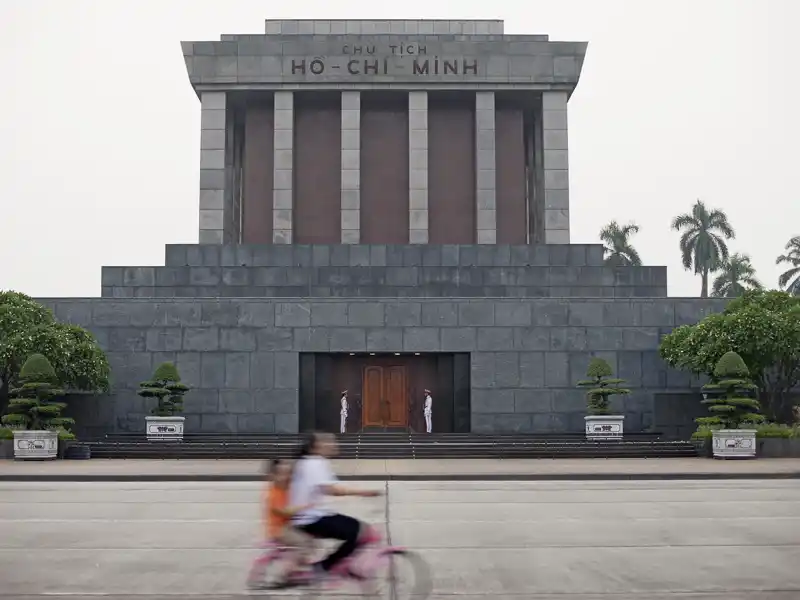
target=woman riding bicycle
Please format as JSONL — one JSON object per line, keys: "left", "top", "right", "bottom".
{"left": 289, "top": 431, "right": 382, "bottom": 580}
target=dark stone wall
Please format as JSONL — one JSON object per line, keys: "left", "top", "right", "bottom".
{"left": 360, "top": 94, "right": 410, "bottom": 244}
{"left": 428, "top": 95, "right": 476, "bottom": 243}
{"left": 293, "top": 94, "right": 342, "bottom": 243}
{"left": 653, "top": 392, "right": 707, "bottom": 441}
{"left": 495, "top": 107, "right": 527, "bottom": 244}
{"left": 101, "top": 244, "right": 667, "bottom": 299}
{"left": 39, "top": 296, "right": 727, "bottom": 437}
{"left": 241, "top": 104, "right": 274, "bottom": 243}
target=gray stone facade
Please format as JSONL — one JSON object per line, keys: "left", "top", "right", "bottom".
{"left": 43, "top": 293, "right": 726, "bottom": 438}
{"left": 475, "top": 92, "right": 496, "bottom": 244}
{"left": 198, "top": 92, "right": 228, "bottom": 244}
{"left": 182, "top": 19, "right": 587, "bottom": 244}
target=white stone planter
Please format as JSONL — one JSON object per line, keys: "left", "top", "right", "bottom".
{"left": 712, "top": 429, "right": 756, "bottom": 459}
{"left": 13, "top": 430, "right": 58, "bottom": 460}
{"left": 145, "top": 416, "right": 185, "bottom": 441}
{"left": 585, "top": 415, "right": 625, "bottom": 441}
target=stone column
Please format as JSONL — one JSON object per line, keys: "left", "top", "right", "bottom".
{"left": 198, "top": 92, "right": 227, "bottom": 244}
{"left": 541, "top": 91, "right": 570, "bottom": 244}
{"left": 341, "top": 91, "right": 361, "bottom": 244}
{"left": 272, "top": 91, "right": 294, "bottom": 244}
{"left": 408, "top": 91, "right": 428, "bottom": 244}
{"left": 475, "top": 92, "right": 497, "bottom": 244}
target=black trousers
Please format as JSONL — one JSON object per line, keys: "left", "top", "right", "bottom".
{"left": 299, "top": 513, "right": 361, "bottom": 572}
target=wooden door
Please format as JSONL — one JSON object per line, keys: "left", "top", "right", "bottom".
{"left": 362, "top": 365, "right": 408, "bottom": 428}
{"left": 363, "top": 366, "right": 384, "bottom": 428}
{"left": 385, "top": 366, "right": 407, "bottom": 427}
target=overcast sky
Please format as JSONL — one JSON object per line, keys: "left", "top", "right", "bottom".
{"left": 0, "top": 0, "right": 797, "bottom": 298}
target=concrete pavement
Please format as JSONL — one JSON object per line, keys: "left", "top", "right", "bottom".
{"left": 1, "top": 479, "right": 799, "bottom": 598}
{"left": 1, "top": 457, "right": 800, "bottom": 481}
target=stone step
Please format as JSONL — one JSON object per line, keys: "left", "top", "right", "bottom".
{"left": 86, "top": 436, "right": 698, "bottom": 460}
{"left": 101, "top": 432, "right": 671, "bottom": 443}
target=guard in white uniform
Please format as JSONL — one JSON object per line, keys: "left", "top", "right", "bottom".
{"left": 339, "top": 390, "right": 348, "bottom": 434}
{"left": 423, "top": 389, "right": 433, "bottom": 434}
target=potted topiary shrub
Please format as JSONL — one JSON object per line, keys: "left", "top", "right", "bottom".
{"left": 1, "top": 353, "right": 73, "bottom": 460}
{"left": 699, "top": 351, "right": 763, "bottom": 459}
{"left": 577, "top": 357, "right": 630, "bottom": 441}
{"left": 138, "top": 362, "right": 190, "bottom": 442}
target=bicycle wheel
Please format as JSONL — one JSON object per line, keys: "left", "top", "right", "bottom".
{"left": 359, "top": 549, "right": 433, "bottom": 600}
{"left": 246, "top": 549, "right": 299, "bottom": 591}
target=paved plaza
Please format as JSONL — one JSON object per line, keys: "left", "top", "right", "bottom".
{"left": 2, "top": 458, "right": 800, "bottom": 480}
{"left": 1, "top": 478, "right": 799, "bottom": 598}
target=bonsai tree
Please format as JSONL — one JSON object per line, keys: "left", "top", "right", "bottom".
{"left": 1, "top": 353, "right": 73, "bottom": 432}
{"left": 137, "top": 362, "right": 189, "bottom": 417}
{"left": 698, "top": 351, "right": 763, "bottom": 430}
{"left": 577, "top": 357, "right": 630, "bottom": 414}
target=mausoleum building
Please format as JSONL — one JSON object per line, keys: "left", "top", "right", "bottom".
{"left": 44, "top": 20, "right": 725, "bottom": 439}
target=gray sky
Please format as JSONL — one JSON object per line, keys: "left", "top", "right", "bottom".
{"left": 1, "top": 0, "right": 797, "bottom": 298}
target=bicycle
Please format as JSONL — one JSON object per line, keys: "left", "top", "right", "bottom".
{"left": 246, "top": 506, "right": 432, "bottom": 598}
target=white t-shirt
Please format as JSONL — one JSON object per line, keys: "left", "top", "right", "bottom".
{"left": 424, "top": 394, "right": 433, "bottom": 414}
{"left": 340, "top": 396, "right": 348, "bottom": 415}
{"left": 289, "top": 455, "right": 339, "bottom": 525}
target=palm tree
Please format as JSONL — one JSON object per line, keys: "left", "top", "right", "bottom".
{"left": 599, "top": 221, "right": 642, "bottom": 266}
{"left": 776, "top": 236, "right": 800, "bottom": 295}
{"left": 671, "top": 199, "right": 735, "bottom": 298}
{"left": 711, "top": 253, "right": 762, "bottom": 298}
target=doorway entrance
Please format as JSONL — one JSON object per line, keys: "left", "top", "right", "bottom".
{"left": 298, "top": 352, "right": 471, "bottom": 434}
{"left": 362, "top": 362, "right": 408, "bottom": 429}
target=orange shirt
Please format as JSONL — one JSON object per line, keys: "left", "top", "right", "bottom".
{"left": 265, "top": 484, "right": 290, "bottom": 539}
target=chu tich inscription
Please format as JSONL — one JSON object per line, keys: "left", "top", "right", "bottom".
{"left": 287, "top": 56, "right": 479, "bottom": 77}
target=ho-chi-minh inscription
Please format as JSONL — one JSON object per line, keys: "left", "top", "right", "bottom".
{"left": 284, "top": 42, "right": 478, "bottom": 79}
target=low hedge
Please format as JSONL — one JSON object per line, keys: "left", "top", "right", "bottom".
{"left": 692, "top": 423, "right": 798, "bottom": 440}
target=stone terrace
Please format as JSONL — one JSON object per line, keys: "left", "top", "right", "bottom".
{"left": 101, "top": 244, "right": 668, "bottom": 298}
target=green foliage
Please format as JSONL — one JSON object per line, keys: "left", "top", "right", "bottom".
{"left": 0, "top": 427, "right": 13, "bottom": 440}
{"left": 713, "top": 351, "right": 749, "bottom": 379}
{"left": 671, "top": 199, "right": 735, "bottom": 298}
{"left": 586, "top": 357, "right": 613, "bottom": 378}
{"left": 755, "top": 423, "right": 796, "bottom": 438}
{"left": 776, "top": 236, "right": 800, "bottom": 296}
{"left": 0, "top": 292, "right": 110, "bottom": 409}
{"left": 711, "top": 253, "right": 762, "bottom": 298}
{"left": 660, "top": 290, "right": 800, "bottom": 423}
{"left": 697, "top": 351, "right": 762, "bottom": 430}
{"left": 691, "top": 425, "right": 715, "bottom": 440}
{"left": 153, "top": 362, "right": 180, "bottom": 382}
{"left": 692, "top": 422, "right": 797, "bottom": 440}
{"left": 576, "top": 358, "right": 630, "bottom": 415}
{"left": 19, "top": 353, "right": 58, "bottom": 382}
{"left": 137, "top": 362, "right": 190, "bottom": 417}
{"left": 599, "top": 221, "right": 642, "bottom": 267}
{"left": 1, "top": 354, "right": 73, "bottom": 431}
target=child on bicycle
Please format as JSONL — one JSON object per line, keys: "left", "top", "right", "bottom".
{"left": 290, "top": 432, "right": 382, "bottom": 581}
{"left": 247, "top": 458, "right": 313, "bottom": 588}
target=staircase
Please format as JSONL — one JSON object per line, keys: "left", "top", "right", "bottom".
{"left": 84, "top": 432, "right": 698, "bottom": 460}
